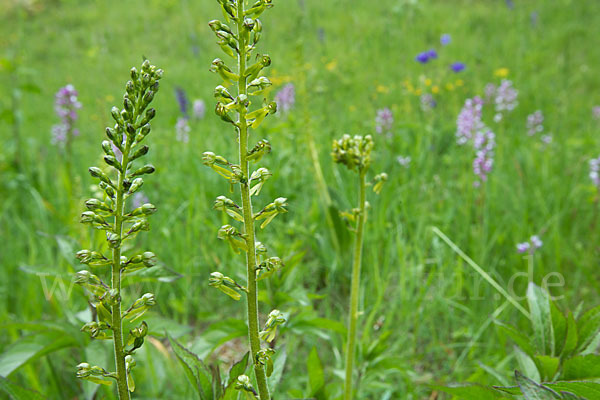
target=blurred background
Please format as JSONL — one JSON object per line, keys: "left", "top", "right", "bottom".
{"left": 1, "top": 0, "right": 599, "bottom": 398}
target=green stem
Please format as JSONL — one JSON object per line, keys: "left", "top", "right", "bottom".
{"left": 112, "top": 142, "right": 131, "bottom": 400}
{"left": 236, "top": 3, "right": 270, "bottom": 399}
{"left": 344, "top": 169, "right": 367, "bottom": 400}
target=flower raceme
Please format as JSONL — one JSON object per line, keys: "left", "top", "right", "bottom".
{"left": 201, "top": 1, "right": 287, "bottom": 398}
{"left": 73, "top": 60, "right": 163, "bottom": 399}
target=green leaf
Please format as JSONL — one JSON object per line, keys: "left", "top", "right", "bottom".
{"left": 515, "top": 346, "right": 541, "bottom": 383}
{"left": 227, "top": 352, "right": 249, "bottom": 385}
{"left": 561, "top": 312, "right": 579, "bottom": 359}
{"left": 562, "top": 355, "right": 600, "bottom": 380}
{"left": 0, "top": 376, "right": 45, "bottom": 400}
{"left": 307, "top": 347, "right": 324, "bottom": 396}
{"left": 0, "top": 332, "right": 76, "bottom": 377}
{"left": 431, "top": 383, "right": 508, "bottom": 399}
{"left": 267, "top": 348, "right": 286, "bottom": 394}
{"left": 167, "top": 333, "right": 213, "bottom": 400}
{"left": 527, "top": 283, "right": 555, "bottom": 355}
{"left": 495, "top": 320, "right": 536, "bottom": 358}
{"left": 515, "top": 371, "right": 562, "bottom": 399}
{"left": 534, "top": 355, "right": 559, "bottom": 382}
{"left": 576, "top": 305, "right": 600, "bottom": 353}
{"left": 551, "top": 300, "right": 567, "bottom": 356}
{"left": 543, "top": 381, "right": 600, "bottom": 399}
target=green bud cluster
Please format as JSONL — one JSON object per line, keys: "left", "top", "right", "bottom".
{"left": 332, "top": 134, "right": 386, "bottom": 400}
{"left": 73, "top": 60, "right": 163, "bottom": 399}
{"left": 203, "top": 1, "right": 283, "bottom": 398}
{"left": 332, "top": 134, "right": 374, "bottom": 172}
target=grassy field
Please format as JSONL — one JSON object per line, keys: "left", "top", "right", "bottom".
{"left": 1, "top": 0, "right": 600, "bottom": 398}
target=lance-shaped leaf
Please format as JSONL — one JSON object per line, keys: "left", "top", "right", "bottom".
{"left": 209, "top": 272, "right": 246, "bottom": 301}
{"left": 259, "top": 309, "right": 286, "bottom": 343}
{"left": 254, "top": 197, "right": 288, "bottom": 229}
{"left": 124, "top": 293, "right": 156, "bottom": 322}
{"left": 217, "top": 224, "right": 248, "bottom": 254}
{"left": 247, "top": 101, "right": 276, "bottom": 129}
{"left": 213, "top": 195, "right": 244, "bottom": 222}
{"left": 247, "top": 139, "right": 271, "bottom": 163}
{"left": 249, "top": 167, "right": 272, "bottom": 196}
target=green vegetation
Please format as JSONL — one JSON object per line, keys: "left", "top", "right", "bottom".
{"left": 1, "top": 0, "right": 599, "bottom": 398}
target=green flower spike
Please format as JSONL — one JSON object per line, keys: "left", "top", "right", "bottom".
{"left": 74, "top": 60, "right": 163, "bottom": 399}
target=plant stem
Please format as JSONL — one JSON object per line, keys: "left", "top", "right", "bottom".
{"left": 236, "top": 2, "right": 270, "bottom": 399}
{"left": 112, "top": 142, "right": 131, "bottom": 400}
{"left": 344, "top": 169, "right": 367, "bottom": 400}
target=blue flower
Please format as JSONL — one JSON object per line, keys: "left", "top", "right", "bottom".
{"left": 450, "top": 62, "right": 466, "bottom": 72}
{"left": 415, "top": 52, "right": 430, "bottom": 63}
{"left": 440, "top": 34, "right": 451, "bottom": 46}
{"left": 426, "top": 49, "right": 438, "bottom": 59}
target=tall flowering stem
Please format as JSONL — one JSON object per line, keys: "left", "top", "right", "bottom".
{"left": 74, "top": 61, "right": 163, "bottom": 399}
{"left": 204, "top": 1, "right": 284, "bottom": 398}
{"left": 332, "top": 135, "right": 386, "bottom": 400}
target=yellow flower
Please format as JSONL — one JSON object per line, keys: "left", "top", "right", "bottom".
{"left": 445, "top": 83, "right": 455, "bottom": 91}
{"left": 455, "top": 79, "right": 464, "bottom": 87}
{"left": 432, "top": 86, "right": 439, "bottom": 94}
{"left": 415, "top": 88, "right": 422, "bottom": 96}
{"left": 376, "top": 85, "right": 389, "bottom": 94}
{"left": 424, "top": 78, "right": 432, "bottom": 87}
{"left": 325, "top": 60, "right": 337, "bottom": 71}
{"left": 349, "top": 105, "right": 357, "bottom": 112}
{"left": 494, "top": 68, "right": 509, "bottom": 78}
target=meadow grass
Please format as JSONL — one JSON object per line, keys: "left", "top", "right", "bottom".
{"left": 1, "top": 0, "right": 600, "bottom": 398}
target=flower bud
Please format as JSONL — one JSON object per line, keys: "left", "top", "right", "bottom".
{"left": 130, "top": 67, "right": 139, "bottom": 81}
{"left": 124, "top": 96, "right": 134, "bottom": 113}
{"left": 88, "top": 167, "right": 113, "bottom": 187}
{"left": 127, "top": 177, "right": 144, "bottom": 194}
{"left": 140, "top": 108, "right": 156, "bottom": 125}
{"left": 141, "top": 60, "right": 151, "bottom": 72}
{"left": 104, "top": 155, "right": 122, "bottom": 171}
{"left": 76, "top": 363, "right": 92, "bottom": 378}
{"left": 85, "top": 198, "right": 112, "bottom": 213}
{"left": 130, "top": 164, "right": 155, "bottom": 178}
{"left": 129, "top": 145, "right": 149, "bottom": 162}
{"left": 142, "top": 252, "right": 157, "bottom": 267}
{"left": 111, "top": 107, "right": 123, "bottom": 125}
{"left": 127, "top": 219, "right": 150, "bottom": 235}
{"left": 74, "top": 270, "right": 93, "bottom": 284}
{"left": 107, "top": 232, "right": 121, "bottom": 248}
{"left": 136, "top": 123, "right": 151, "bottom": 142}
{"left": 243, "top": 17, "right": 255, "bottom": 30}
{"left": 129, "top": 203, "right": 157, "bottom": 216}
